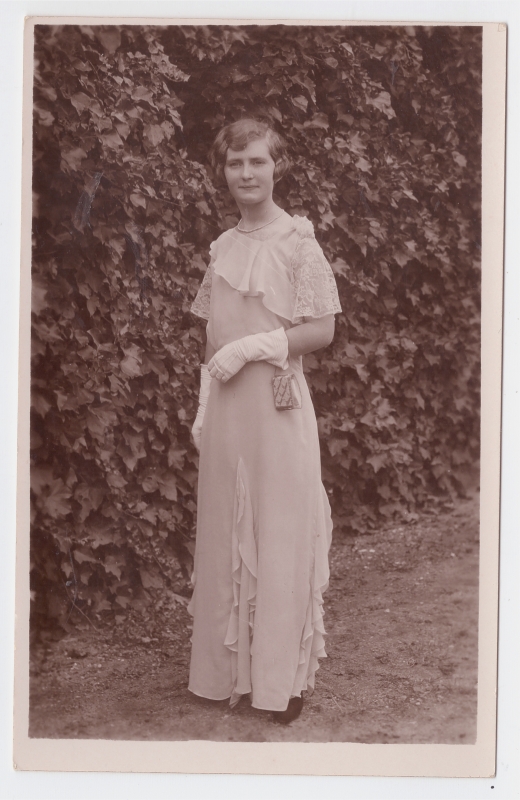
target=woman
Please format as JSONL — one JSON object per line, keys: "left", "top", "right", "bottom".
{"left": 188, "top": 118, "right": 342, "bottom": 724}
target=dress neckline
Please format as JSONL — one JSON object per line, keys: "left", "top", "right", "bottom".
{"left": 231, "top": 210, "right": 294, "bottom": 241}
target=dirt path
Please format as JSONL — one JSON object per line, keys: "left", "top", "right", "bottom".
{"left": 29, "top": 492, "right": 479, "bottom": 743}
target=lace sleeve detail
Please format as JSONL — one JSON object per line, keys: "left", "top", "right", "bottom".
{"left": 190, "top": 243, "right": 216, "bottom": 321}
{"left": 291, "top": 232, "right": 342, "bottom": 324}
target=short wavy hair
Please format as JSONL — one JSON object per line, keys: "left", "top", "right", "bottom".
{"left": 209, "top": 118, "right": 290, "bottom": 185}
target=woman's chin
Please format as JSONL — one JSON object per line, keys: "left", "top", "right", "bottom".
{"left": 236, "top": 190, "right": 260, "bottom": 201}
{"left": 235, "top": 196, "right": 264, "bottom": 206}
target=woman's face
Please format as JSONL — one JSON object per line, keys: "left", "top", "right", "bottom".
{"left": 224, "top": 137, "right": 276, "bottom": 206}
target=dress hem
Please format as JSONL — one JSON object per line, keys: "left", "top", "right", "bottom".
{"left": 188, "top": 687, "right": 233, "bottom": 702}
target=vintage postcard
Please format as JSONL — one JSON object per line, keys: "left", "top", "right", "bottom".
{"left": 14, "top": 16, "right": 506, "bottom": 777}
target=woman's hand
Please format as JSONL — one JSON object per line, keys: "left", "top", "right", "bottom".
{"left": 207, "top": 340, "right": 246, "bottom": 382}
{"left": 208, "top": 328, "right": 288, "bottom": 383}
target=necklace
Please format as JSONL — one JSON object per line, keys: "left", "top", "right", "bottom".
{"left": 236, "top": 211, "right": 284, "bottom": 233}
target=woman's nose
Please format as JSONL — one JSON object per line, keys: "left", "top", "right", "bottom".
{"left": 242, "top": 162, "right": 253, "bottom": 179}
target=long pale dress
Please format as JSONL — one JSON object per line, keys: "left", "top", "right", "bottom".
{"left": 189, "top": 211, "right": 342, "bottom": 712}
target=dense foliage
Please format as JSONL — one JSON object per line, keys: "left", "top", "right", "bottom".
{"left": 31, "top": 24, "right": 481, "bottom": 630}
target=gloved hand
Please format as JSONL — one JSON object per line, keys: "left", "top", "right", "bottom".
{"left": 191, "top": 364, "right": 212, "bottom": 451}
{"left": 207, "top": 328, "right": 289, "bottom": 383}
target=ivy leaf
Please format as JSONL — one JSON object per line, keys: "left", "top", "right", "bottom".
{"left": 74, "top": 549, "right": 99, "bottom": 565}
{"left": 453, "top": 151, "right": 467, "bottom": 167}
{"left": 158, "top": 473, "right": 178, "bottom": 502}
{"left": 367, "top": 454, "right": 386, "bottom": 473}
{"left": 154, "top": 410, "right": 169, "bottom": 433}
{"left": 71, "top": 92, "right": 104, "bottom": 118}
{"left": 292, "top": 95, "right": 308, "bottom": 112}
{"left": 130, "top": 193, "right": 147, "bottom": 209}
{"left": 304, "top": 113, "right": 329, "bottom": 130}
{"left": 366, "top": 91, "right": 396, "bottom": 119}
{"left": 95, "top": 28, "right": 122, "bottom": 54}
{"left": 132, "top": 85, "right": 156, "bottom": 106}
{"left": 42, "top": 479, "right": 72, "bottom": 519}
{"left": 120, "top": 350, "right": 143, "bottom": 378}
{"left": 140, "top": 567, "right": 163, "bottom": 589}
{"left": 31, "top": 276, "right": 48, "bottom": 316}
{"left": 100, "top": 130, "right": 124, "bottom": 149}
{"left": 355, "top": 157, "right": 372, "bottom": 173}
{"left": 61, "top": 147, "right": 87, "bottom": 171}
{"left": 105, "top": 554, "right": 123, "bottom": 579}
{"left": 107, "top": 471, "right": 128, "bottom": 489}
{"left": 74, "top": 484, "right": 105, "bottom": 523}
{"left": 34, "top": 104, "right": 55, "bottom": 127}
{"left": 142, "top": 475, "right": 159, "bottom": 493}
{"left": 394, "top": 250, "right": 413, "bottom": 268}
{"left": 143, "top": 124, "right": 165, "bottom": 147}
{"left": 31, "top": 390, "right": 52, "bottom": 417}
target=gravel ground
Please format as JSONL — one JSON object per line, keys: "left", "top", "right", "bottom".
{"left": 29, "top": 491, "right": 479, "bottom": 743}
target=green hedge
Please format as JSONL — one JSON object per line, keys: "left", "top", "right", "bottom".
{"left": 31, "top": 24, "right": 481, "bottom": 629}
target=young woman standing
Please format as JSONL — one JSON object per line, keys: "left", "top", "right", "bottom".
{"left": 189, "top": 118, "right": 341, "bottom": 723}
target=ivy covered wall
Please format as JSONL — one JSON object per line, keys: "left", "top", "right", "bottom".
{"left": 31, "top": 24, "right": 481, "bottom": 629}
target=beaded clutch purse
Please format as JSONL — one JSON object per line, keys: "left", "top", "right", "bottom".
{"left": 272, "top": 373, "right": 302, "bottom": 411}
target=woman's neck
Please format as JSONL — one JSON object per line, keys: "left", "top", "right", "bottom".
{"left": 237, "top": 200, "right": 282, "bottom": 229}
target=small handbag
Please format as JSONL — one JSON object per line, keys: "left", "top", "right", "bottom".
{"left": 272, "top": 370, "right": 302, "bottom": 411}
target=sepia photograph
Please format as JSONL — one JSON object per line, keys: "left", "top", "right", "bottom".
{"left": 19, "top": 17, "right": 502, "bottom": 768}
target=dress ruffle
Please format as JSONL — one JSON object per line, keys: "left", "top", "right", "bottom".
{"left": 224, "top": 457, "right": 258, "bottom": 708}
{"left": 193, "top": 214, "right": 341, "bottom": 325}
{"left": 224, "top": 458, "right": 332, "bottom": 708}
{"left": 291, "top": 484, "right": 333, "bottom": 698}
{"left": 212, "top": 226, "right": 297, "bottom": 322}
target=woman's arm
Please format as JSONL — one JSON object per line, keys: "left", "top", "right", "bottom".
{"left": 285, "top": 314, "right": 335, "bottom": 359}
{"left": 206, "top": 315, "right": 335, "bottom": 381}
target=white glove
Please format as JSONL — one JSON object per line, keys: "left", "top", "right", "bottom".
{"left": 191, "top": 364, "right": 212, "bottom": 451}
{"left": 207, "top": 328, "right": 289, "bottom": 383}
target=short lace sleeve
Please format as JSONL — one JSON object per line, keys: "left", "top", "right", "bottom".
{"left": 190, "top": 243, "right": 215, "bottom": 321}
{"left": 290, "top": 217, "right": 342, "bottom": 324}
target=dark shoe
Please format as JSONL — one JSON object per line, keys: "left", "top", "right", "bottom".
{"left": 272, "top": 693, "right": 304, "bottom": 724}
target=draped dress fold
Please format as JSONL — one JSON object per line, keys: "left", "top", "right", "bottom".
{"left": 188, "top": 211, "right": 342, "bottom": 712}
